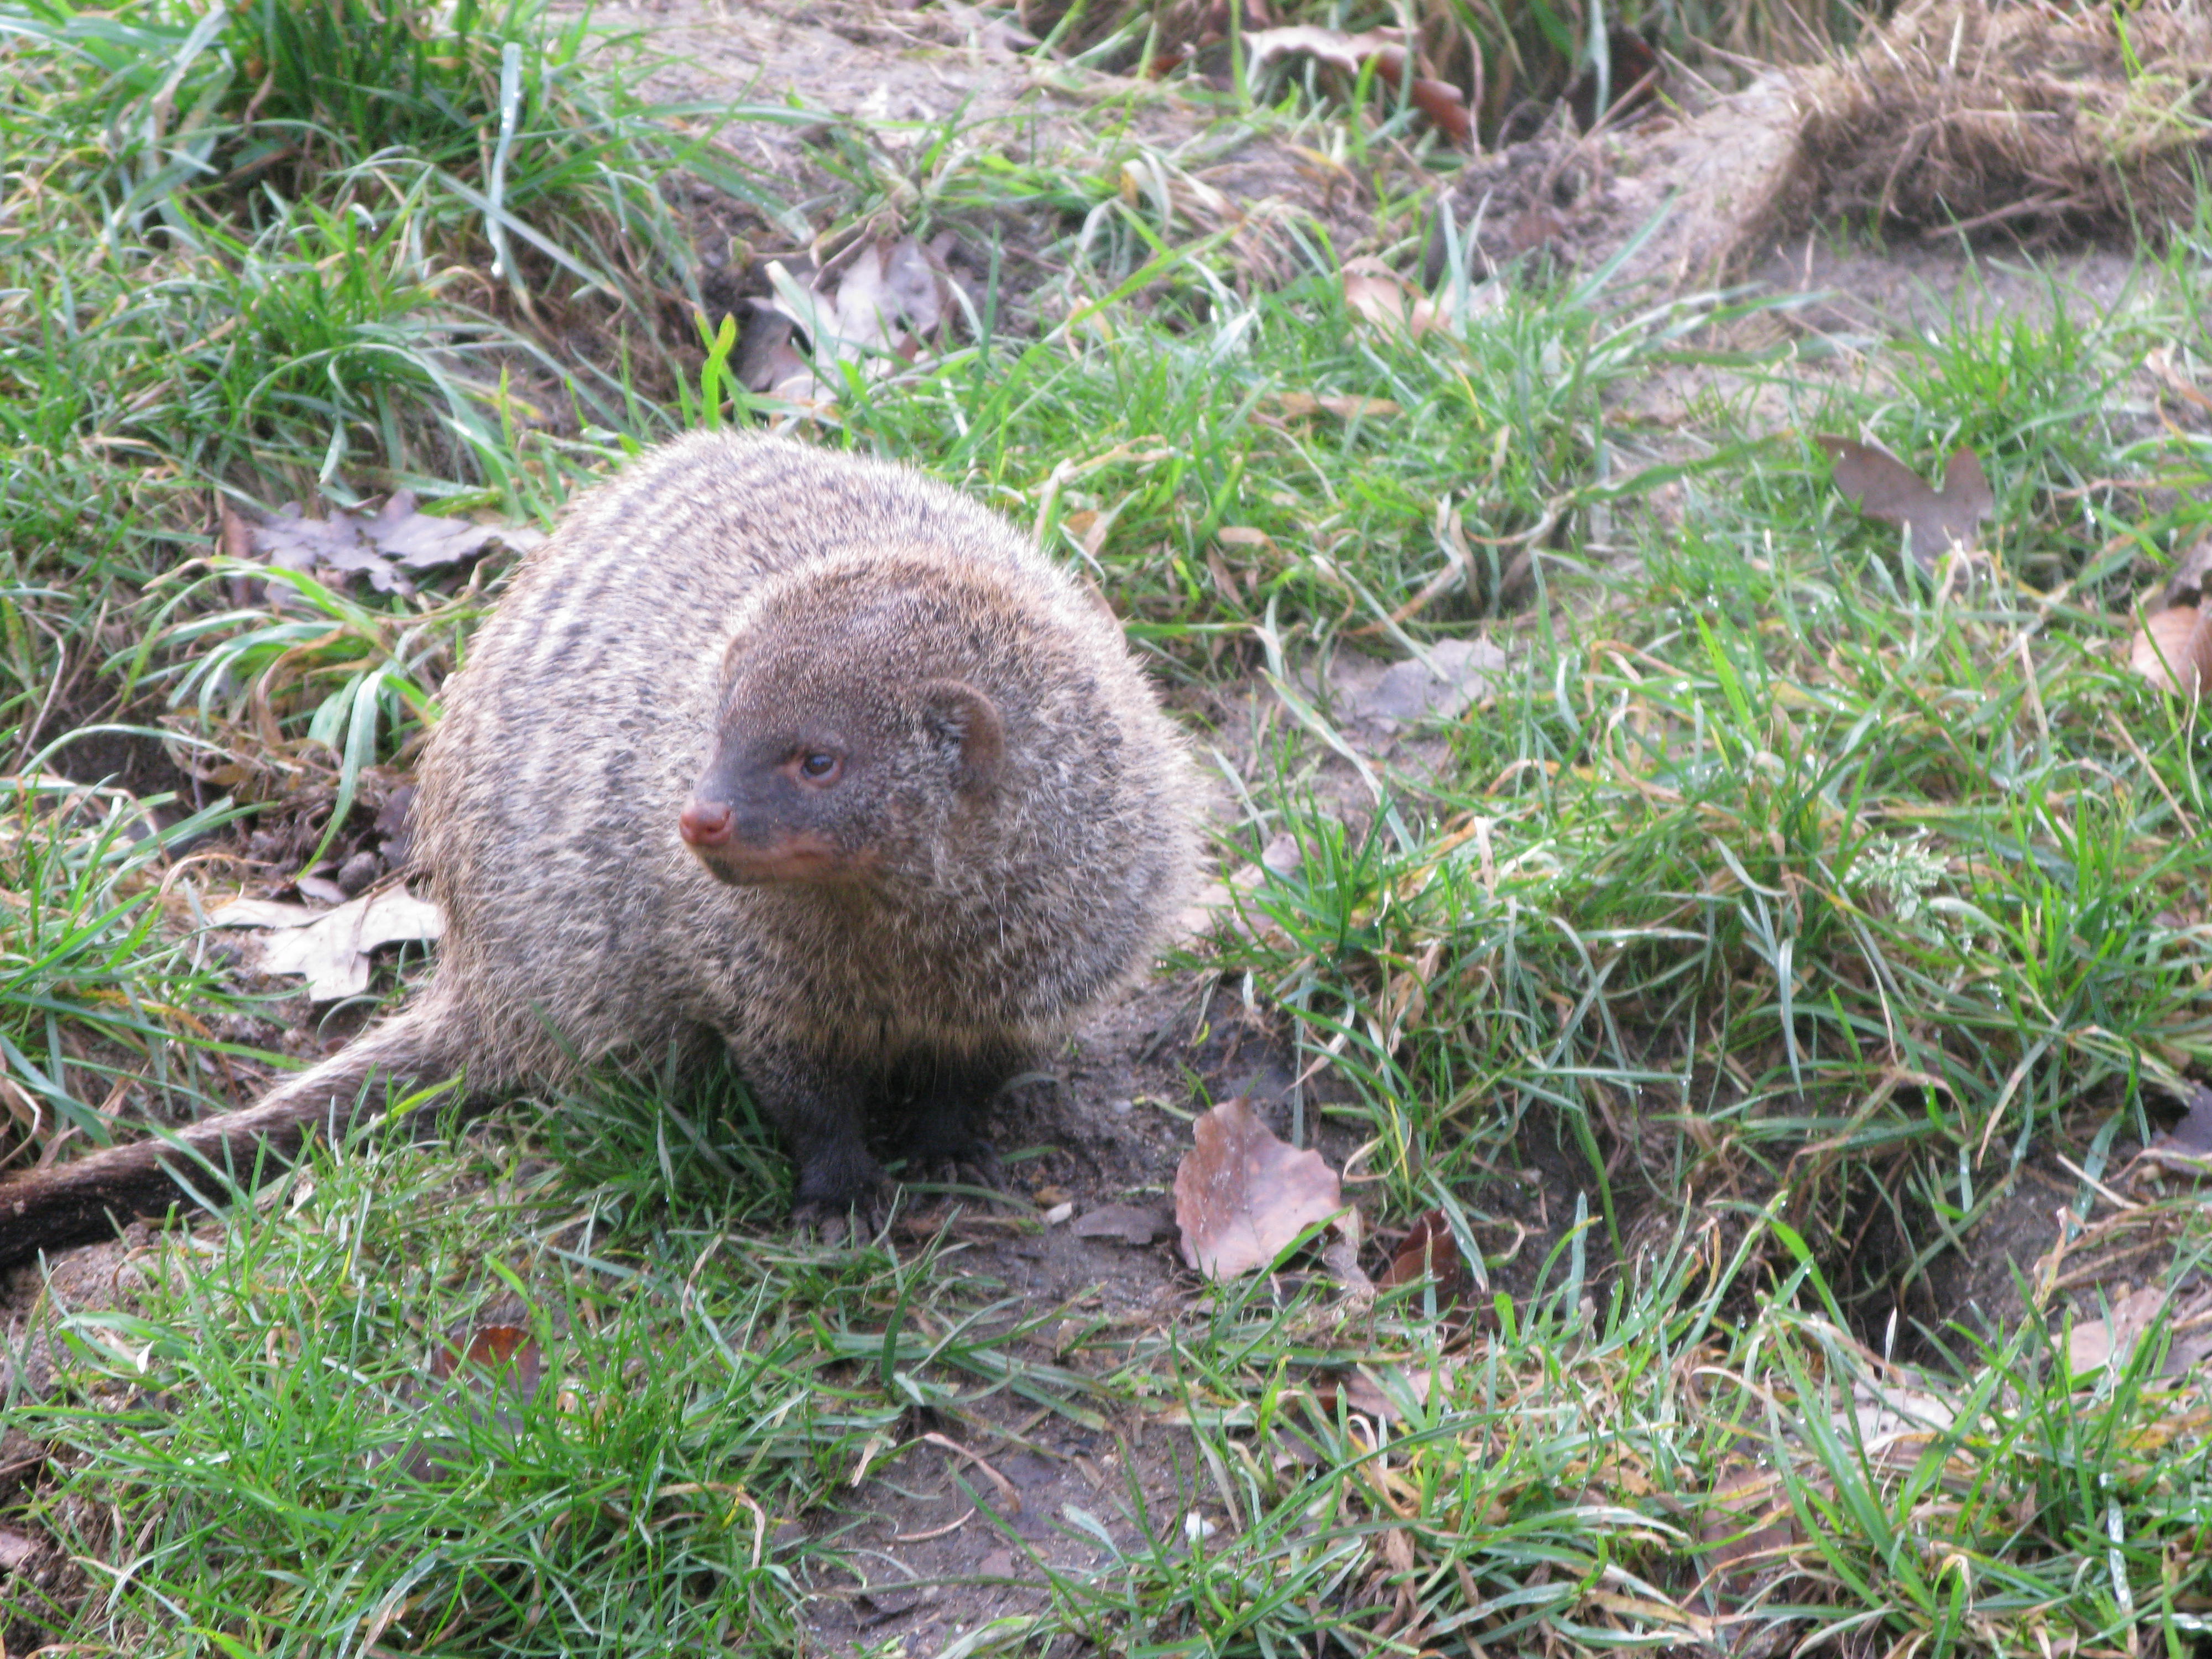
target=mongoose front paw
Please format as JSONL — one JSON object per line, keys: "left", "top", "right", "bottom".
{"left": 903, "top": 1141, "right": 1005, "bottom": 1194}
{"left": 790, "top": 1198, "right": 882, "bottom": 1243}
{"left": 789, "top": 1167, "right": 888, "bottom": 1238}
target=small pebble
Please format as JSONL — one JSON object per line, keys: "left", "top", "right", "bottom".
{"left": 336, "top": 851, "right": 383, "bottom": 895}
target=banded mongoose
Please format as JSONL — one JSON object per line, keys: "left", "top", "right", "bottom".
{"left": 0, "top": 434, "right": 1199, "bottom": 1260}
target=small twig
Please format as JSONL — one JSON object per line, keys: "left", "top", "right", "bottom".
{"left": 1922, "top": 193, "right": 2065, "bottom": 240}
{"left": 893, "top": 1507, "right": 979, "bottom": 1543}
{"left": 920, "top": 1432, "right": 1021, "bottom": 1515}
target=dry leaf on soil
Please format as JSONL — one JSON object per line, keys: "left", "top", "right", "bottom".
{"left": 1173, "top": 1096, "right": 1343, "bottom": 1278}
{"left": 430, "top": 1323, "right": 542, "bottom": 1388}
{"left": 1698, "top": 1462, "right": 1802, "bottom": 1591}
{"left": 1173, "top": 832, "right": 1302, "bottom": 947}
{"left": 242, "top": 492, "right": 543, "bottom": 595}
{"left": 905, "top": 0, "right": 1037, "bottom": 58}
{"left": 750, "top": 235, "right": 954, "bottom": 405}
{"left": 2148, "top": 345, "right": 2212, "bottom": 416}
{"left": 1340, "top": 256, "right": 1496, "bottom": 340}
{"left": 387, "top": 1324, "right": 549, "bottom": 1483}
{"left": 211, "top": 888, "right": 444, "bottom": 1001}
{"left": 1815, "top": 437, "right": 1995, "bottom": 571}
{"left": 1378, "top": 1208, "right": 1475, "bottom": 1305}
{"left": 2137, "top": 1081, "right": 2212, "bottom": 1179}
{"left": 2152, "top": 1081, "right": 2212, "bottom": 1157}
{"left": 1323, "top": 1357, "right": 1462, "bottom": 1423}
{"left": 2065, "top": 1284, "right": 2169, "bottom": 1381}
{"left": 2162, "top": 529, "right": 2212, "bottom": 608}
{"left": 2128, "top": 604, "right": 2212, "bottom": 700}
{"left": 1244, "top": 26, "right": 1471, "bottom": 143}
{"left": 1328, "top": 637, "right": 1510, "bottom": 734}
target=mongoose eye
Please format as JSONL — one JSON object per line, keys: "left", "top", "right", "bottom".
{"left": 797, "top": 751, "right": 842, "bottom": 784}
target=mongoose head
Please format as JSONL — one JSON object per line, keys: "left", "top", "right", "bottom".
{"left": 678, "top": 558, "right": 1011, "bottom": 889}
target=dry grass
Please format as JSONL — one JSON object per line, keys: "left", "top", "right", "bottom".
{"left": 1796, "top": 0, "right": 2212, "bottom": 242}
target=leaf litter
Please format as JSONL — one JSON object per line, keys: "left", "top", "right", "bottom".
{"left": 1815, "top": 436, "right": 1995, "bottom": 572}
{"left": 745, "top": 233, "right": 957, "bottom": 406}
{"left": 379, "top": 1322, "right": 551, "bottom": 1485}
{"left": 211, "top": 889, "right": 444, "bottom": 1001}
{"left": 227, "top": 494, "right": 544, "bottom": 597}
{"left": 2128, "top": 602, "right": 2212, "bottom": 699}
{"left": 1173, "top": 1095, "right": 1343, "bottom": 1279}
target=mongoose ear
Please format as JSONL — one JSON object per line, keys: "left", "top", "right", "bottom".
{"left": 917, "top": 680, "right": 1003, "bottom": 800}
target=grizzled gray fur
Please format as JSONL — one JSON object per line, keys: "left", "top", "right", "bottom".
{"left": 0, "top": 434, "right": 1200, "bottom": 1256}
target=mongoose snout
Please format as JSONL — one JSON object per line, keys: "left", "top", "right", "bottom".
{"left": 677, "top": 798, "right": 736, "bottom": 845}
{"left": 0, "top": 434, "right": 1201, "bottom": 1256}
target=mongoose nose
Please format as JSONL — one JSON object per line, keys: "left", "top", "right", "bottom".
{"left": 679, "top": 800, "right": 734, "bottom": 847}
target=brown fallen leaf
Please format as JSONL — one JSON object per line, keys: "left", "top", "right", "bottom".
{"left": 431, "top": 1323, "right": 542, "bottom": 1388}
{"left": 2129, "top": 604, "right": 2212, "bottom": 699}
{"left": 1340, "top": 257, "right": 1498, "bottom": 343}
{"left": 211, "top": 887, "right": 445, "bottom": 1001}
{"left": 1319, "top": 1357, "right": 1460, "bottom": 1422}
{"left": 2147, "top": 343, "right": 2212, "bottom": 415}
{"left": 1316, "top": 394, "right": 1400, "bottom": 420}
{"left": 1269, "top": 391, "right": 1402, "bottom": 421}
{"left": 1815, "top": 437, "right": 1994, "bottom": 571}
{"left": 1341, "top": 256, "right": 1446, "bottom": 340}
{"left": 1328, "top": 637, "right": 1511, "bottom": 734}
{"left": 1698, "top": 1461, "right": 1801, "bottom": 1594}
{"left": 362, "top": 492, "right": 538, "bottom": 572}
{"left": 2137, "top": 1081, "right": 2212, "bottom": 1178}
{"left": 2163, "top": 530, "right": 2212, "bottom": 608}
{"left": 1378, "top": 1208, "right": 1471, "bottom": 1307}
{"left": 388, "top": 1323, "right": 549, "bottom": 1483}
{"left": 2065, "top": 1285, "right": 2167, "bottom": 1382}
{"left": 1173, "top": 1097, "right": 1343, "bottom": 1278}
{"left": 2160, "top": 1082, "right": 2212, "bottom": 1155}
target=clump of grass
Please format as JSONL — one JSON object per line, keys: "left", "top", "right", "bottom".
{"left": 9, "top": 1130, "right": 837, "bottom": 1654}
{"left": 0, "top": 0, "right": 712, "bottom": 1193}
{"left": 0, "top": 771, "right": 250, "bottom": 1156}
{"left": 1201, "top": 294, "right": 2212, "bottom": 1322}
{"left": 832, "top": 268, "right": 1726, "bottom": 660}
{"left": 1029, "top": 0, "right": 1867, "bottom": 147}
{"left": 2, "top": 0, "right": 711, "bottom": 499}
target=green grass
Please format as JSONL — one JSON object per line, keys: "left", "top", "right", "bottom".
{"left": 0, "top": 771, "right": 249, "bottom": 1145}
{"left": 10, "top": 1128, "right": 857, "bottom": 1655}
{"left": 8, "top": 0, "right": 2212, "bottom": 1652}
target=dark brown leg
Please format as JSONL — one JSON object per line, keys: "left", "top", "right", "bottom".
{"left": 898, "top": 1050, "right": 1019, "bottom": 1188}
{"left": 738, "top": 1042, "right": 885, "bottom": 1226}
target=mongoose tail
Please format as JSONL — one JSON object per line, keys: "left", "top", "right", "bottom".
{"left": 0, "top": 993, "right": 472, "bottom": 1265}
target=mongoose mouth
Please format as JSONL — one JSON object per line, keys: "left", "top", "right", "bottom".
{"left": 681, "top": 812, "right": 870, "bottom": 887}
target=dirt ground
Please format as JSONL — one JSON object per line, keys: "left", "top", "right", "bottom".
{"left": 7, "top": 1, "right": 2208, "bottom": 1651}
